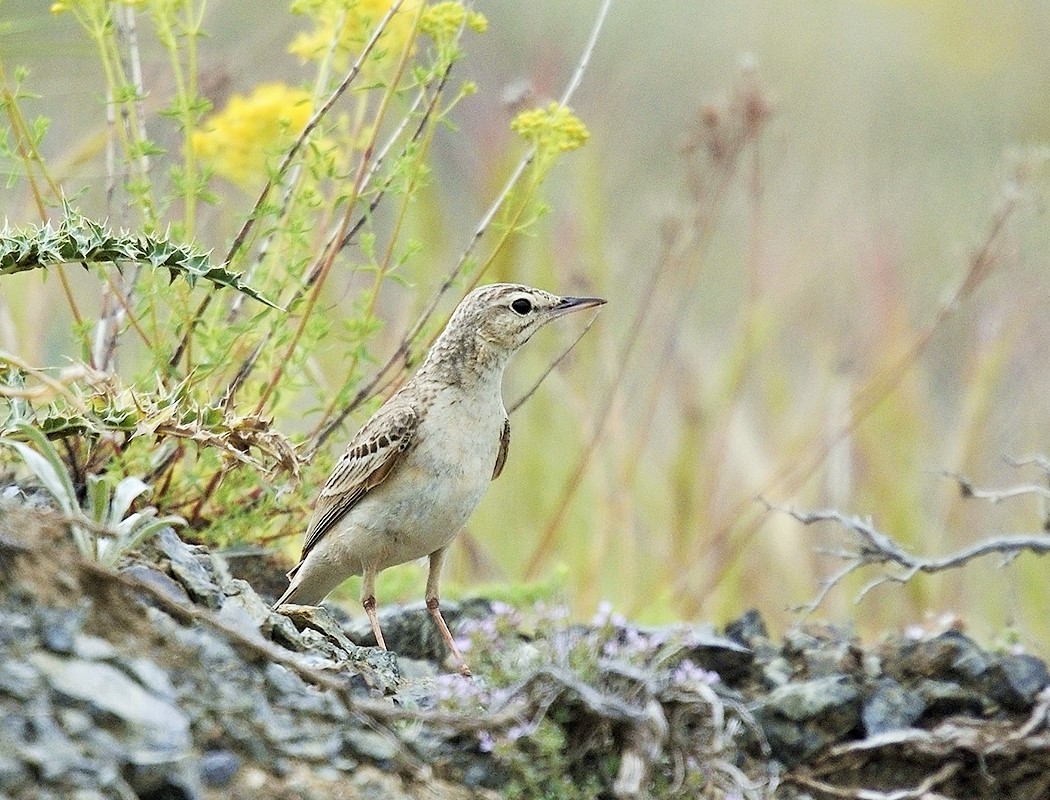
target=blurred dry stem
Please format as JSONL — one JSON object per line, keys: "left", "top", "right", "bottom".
{"left": 523, "top": 65, "right": 775, "bottom": 583}
{"left": 675, "top": 157, "right": 1037, "bottom": 617}
{"left": 167, "top": 0, "right": 409, "bottom": 374}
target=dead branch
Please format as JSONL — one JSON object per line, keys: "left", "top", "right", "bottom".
{"left": 774, "top": 504, "right": 1050, "bottom": 614}
{"left": 944, "top": 470, "right": 1050, "bottom": 504}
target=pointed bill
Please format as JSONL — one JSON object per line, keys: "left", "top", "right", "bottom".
{"left": 549, "top": 295, "right": 607, "bottom": 318}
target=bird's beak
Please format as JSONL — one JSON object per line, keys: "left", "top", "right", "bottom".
{"left": 549, "top": 295, "right": 607, "bottom": 318}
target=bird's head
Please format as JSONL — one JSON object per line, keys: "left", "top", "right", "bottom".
{"left": 454, "top": 283, "right": 606, "bottom": 353}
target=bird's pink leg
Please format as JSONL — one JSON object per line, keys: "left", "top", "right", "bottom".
{"left": 361, "top": 566, "right": 387, "bottom": 650}
{"left": 427, "top": 547, "right": 471, "bottom": 677}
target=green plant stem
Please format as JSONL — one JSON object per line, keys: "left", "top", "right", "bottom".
{"left": 167, "top": 0, "right": 408, "bottom": 376}
{"left": 251, "top": 3, "right": 424, "bottom": 418}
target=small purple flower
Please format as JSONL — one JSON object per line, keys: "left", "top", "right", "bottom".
{"left": 434, "top": 673, "right": 490, "bottom": 707}
{"left": 477, "top": 731, "right": 495, "bottom": 753}
{"left": 491, "top": 600, "right": 515, "bottom": 617}
{"left": 592, "top": 600, "right": 614, "bottom": 626}
{"left": 904, "top": 625, "right": 925, "bottom": 640}
{"left": 671, "top": 659, "right": 720, "bottom": 688}
{"left": 622, "top": 627, "right": 650, "bottom": 654}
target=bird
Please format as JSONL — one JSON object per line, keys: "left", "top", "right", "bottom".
{"left": 273, "top": 283, "right": 605, "bottom": 675}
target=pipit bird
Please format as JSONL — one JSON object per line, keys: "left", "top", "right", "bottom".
{"left": 274, "top": 284, "right": 605, "bottom": 674}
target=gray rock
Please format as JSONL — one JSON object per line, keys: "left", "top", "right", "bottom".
{"left": 120, "top": 563, "right": 191, "bottom": 607}
{"left": 782, "top": 628, "right": 821, "bottom": 655}
{"left": 862, "top": 677, "right": 926, "bottom": 735}
{"left": 277, "top": 730, "right": 343, "bottom": 761}
{"left": 201, "top": 749, "right": 241, "bottom": 787}
{"left": 58, "top": 707, "right": 94, "bottom": 736}
{"left": 217, "top": 599, "right": 271, "bottom": 646}
{"left": 678, "top": 626, "right": 753, "bottom": 684}
{"left": 221, "top": 578, "right": 275, "bottom": 626}
{"left": 265, "top": 663, "right": 329, "bottom": 715}
{"left": 724, "top": 609, "right": 768, "bottom": 644}
{"left": 206, "top": 549, "right": 237, "bottom": 594}
{"left": 38, "top": 606, "right": 86, "bottom": 654}
{"left": 72, "top": 635, "right": 118, "bottom": 661}
{"left": 917, "top": 679, "right": 989, "bottom": 717}
{"left": 0, "top": 659, "right": 41, "bottom": 700}
{"left": 897, "top": 630, "right": 989, "bottom": 682}
{"left": 761, "top": 655, "right": 793, "bottom": 688}
{"left": 120, "top": 657, "right": 177, "bottom": 701}
{"left": 757, "top": 675, "right": 862, "bottom": 765}
{"left": 156, "top": 528, "right": 224, "bottom": 608}
{"left": 755, "top": 715, "right": 830, "bottom": 767}
{"left": 0, "top": 750, "right": 29, "bottom": 791}
{"left": 277, "top": 604, "right": 365, "bottom": 656}
{"left": 0, "top": 609, "right": 34, "bottom": 646}
{"left": 267, "top": 611, "right": 308, "bottom": 652}
{"left": 29, "top": 653, "right": 191, "bottom": 756}
{"left": 344, "top": 727, "right": 402, "bottom": 763}
{"left": 764, "top": 675, "right": 860, "bottom": 721}
{"left": 985, "top": 653, "right": 1050, "bottom": 711}
{"left": 16, "top": 704, "right": 88, "bottom": 781}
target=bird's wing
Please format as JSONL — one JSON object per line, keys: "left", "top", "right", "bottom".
{"left": 299, "top": 403, "right": 419, "bottom": 561}
{"left": 492, "top": 417, "right": 510, "bottom": 480}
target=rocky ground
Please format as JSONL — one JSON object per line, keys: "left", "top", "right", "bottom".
{"left": 2, "top": 499, "right": 1050, "bottom": 799}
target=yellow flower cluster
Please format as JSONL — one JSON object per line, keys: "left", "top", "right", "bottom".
{"left": 510, "top": 102, "right": 590, "bottom": 154}
{"left": 419, "top": 1, "right": 488, "bottom": 43}
{"left": 191, "top": 83, "right": 314, "bottom": 187}
{"left": 288, "top": 0, "right": 421, "bottom": 69}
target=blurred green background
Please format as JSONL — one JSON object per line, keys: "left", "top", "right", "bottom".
{"left": 5, "top": 0, "right": 1050, "bottom": 648}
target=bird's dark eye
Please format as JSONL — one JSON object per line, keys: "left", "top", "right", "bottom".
{"left": 511, "top": 298, "right": 533, "bottom": 315}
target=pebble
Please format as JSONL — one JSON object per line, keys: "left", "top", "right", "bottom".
{"left": 986, "top": 653, "right": 1050, "bottom": 710}
{"left": 862, "top": 677, "right": 926, "bottom": 735}
{"left": 200, "top": 749, "right": 241, "bottom": 787}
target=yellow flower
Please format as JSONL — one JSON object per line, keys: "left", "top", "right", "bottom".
{"left": 510, "top": 102, "right": 590, "bottom": 154}
{"left": 288, "top": 0, "right": 421, "bottom": 71}
{"left": 191, "top": 83, "right": 314, "bottom": 187}
{"left": 420, "top": 1, "right": 488, "bottom": 43}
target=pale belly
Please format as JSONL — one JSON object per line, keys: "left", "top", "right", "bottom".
{"left": 331, "top": 391, "right": 505, "bottom": 571}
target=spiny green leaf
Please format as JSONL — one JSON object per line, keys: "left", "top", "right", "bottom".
{"left": 0, "top": 202, "right": 282, "bottom": 310}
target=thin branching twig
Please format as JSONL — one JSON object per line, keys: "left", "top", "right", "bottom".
{"left": 775, "top": 503, "right": 1050, "bottom": 614}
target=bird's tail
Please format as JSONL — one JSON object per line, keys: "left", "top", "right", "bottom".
{"left": 271, "top": 562, "right": 303, "bottom": 610}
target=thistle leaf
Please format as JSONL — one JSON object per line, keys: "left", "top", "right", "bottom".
{"left": 0, "top": 203, "right": 281, "bottom": 309}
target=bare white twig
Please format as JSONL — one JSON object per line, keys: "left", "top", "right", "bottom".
{"left": 774, "top": 504, "right": 1050, "bottom": 613}
{"left": 944, "top": 470, "right": 1050, "bottom": 504}
{"left": 1006, "top": 454, "right": 1050, "bottom": 476}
